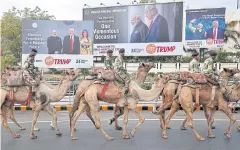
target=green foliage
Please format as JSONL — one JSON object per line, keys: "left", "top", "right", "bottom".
{"left": 1, "top": 6, "right": 55, "bottom": 69}
{"left": 180, "top": 56, "right": 192, "bottom": 63}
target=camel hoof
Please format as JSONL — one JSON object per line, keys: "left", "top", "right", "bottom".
{"left": 20, "top": 127, "right": 26, "bottom": 130}
{"left": 224, "top": 132, "right": 231, "bottom": 139}
{"left": 162, "top": 135, "right": 168, "bottom": 139}
{"left": 34, "top": 128, "right": 40, "bottom": 131}
{"left": 71, "top": 136, "right": 79, "bottom": 140}
{"left": 30, "top": 135, "right": 37, "bottom": 139}
{"left": 95, "top": 126, "right": 100, "bottom": 129}
{"left": 208, "top": 134, "right": 215, "bottom": 138}
{"left": 211, "top": 125, "right": 216, "bottom": 129}
{"left": 180, "top": 126, "right": 187, "bottom": 130}
{"left": 130, "top": 131, "right": 135, "bottom": 137}
{"left": 108, "top": 119, "right": 113, "bottom": 125}
{"left": 123, "top": 135, "right": 130, "bottom": 139}
{"left": 237, "top": 126, "right": 240, "bottom": 132}
{"left": 74, "top": 128, "right": 77, "bottom": 131}
{"left": 13, "top": 134, "right": 21, "bottom": 138}
{"left": 115, "top": 126, "right": 122, "bottom": 130}
{"left": 167, "top": 126, "right": 171, "bottom": 129}
{"left": 197, "top": 136, "right": 205, "bottom": 141}
{"left": 107, "top": 136, "right": 114, "bottom": 141}
{"left": 56, "top": 132, "right": 62, "bottom": 136}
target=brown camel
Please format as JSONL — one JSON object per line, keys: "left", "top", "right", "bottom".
{"left": 70, "top": 71, "right": 168, "bottom": 140}
{"left": 179, "top": 68, "right": 240, "bottom": 130}
{"left": 1, "top": 69, "right": 79, "bottom": 139}
{"left": 161, "top": 69, "right": 237, "bottom": 141}
{"left": 69, "top": 62, "right": 155, "bottom": 130}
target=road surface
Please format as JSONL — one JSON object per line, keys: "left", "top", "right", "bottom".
{"left": 1, "top": 110, "right": 240, "bottom": 150}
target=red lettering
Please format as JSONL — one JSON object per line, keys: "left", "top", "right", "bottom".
{"left": 213, "top": 39, "right": 224, "bottom": 44}
{"left": 156, "top": 46, "right": 176, "bottom": 53}
{"left": 54, "top": 59, "right": 71, "bottom": 64}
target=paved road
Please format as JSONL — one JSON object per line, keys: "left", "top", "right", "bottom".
{"left": 1, "top": 111, "right": 240, "bottom": 150}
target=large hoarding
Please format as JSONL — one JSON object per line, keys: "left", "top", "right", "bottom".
{"left": 83, "top": 2, "right": 184, "bottom": 56}
{"left": 22, "top": 20, "right": 94, "bottom": 68}
{"left": 185, "top": 8, "right": 226, "bottom": 49}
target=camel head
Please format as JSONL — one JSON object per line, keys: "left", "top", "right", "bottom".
{"left": 62, "top": 68, "right": 79, "bottom": 81}
{"left": 220, "top": 68, "right": 240, "bottom": 78}
{"left": 137, "top": 62, "right": 155, "bottom": 73}
{"left": 152, "top": 74, "right": 169, "bottom": 90}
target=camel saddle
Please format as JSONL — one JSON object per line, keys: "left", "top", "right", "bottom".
{"left": 6, "top": 70, "right": 25, "bottom": 87}
{"left": 90, "top": 67, "right": 124, "bottom": 83}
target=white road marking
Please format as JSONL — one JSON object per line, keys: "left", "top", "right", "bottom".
{"left": 4, "top": 118, "right": 240, "bottom": 124}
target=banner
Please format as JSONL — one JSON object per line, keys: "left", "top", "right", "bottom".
{"left": 22, "top": 54, "right": 93, "bottom": 68}
{"left": 185, "top": 8, "right": 226, "bottom": 49}
{"left": 22, "top": 20, "right": 94, "bottom": 68}
{"left": 83, "top": 2, "right": 184, "bottom": 56}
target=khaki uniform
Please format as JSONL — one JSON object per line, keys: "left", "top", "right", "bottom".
{"left": 114, "top": 56, "right": 130, "bottom": 91}
{"left": 189, "top": 58, "right": 200, "bottom": 73}
{"left": 104, "top": 56, "right": 114, "bottom": 69}
{"left": 202, "top": 57, "right": 215, "bottom": 75}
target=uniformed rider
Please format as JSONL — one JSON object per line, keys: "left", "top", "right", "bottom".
{"left": 114, "top": 48, "right": 131, "bottom": 96}
{"left": 189, "top": 51, "right": 200, "bottom": 73}
{"left": 104, "top": 50, "right": 114, "bottom": 70}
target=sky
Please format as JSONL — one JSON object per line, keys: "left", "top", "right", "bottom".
{"left": 0, "top": 0, "right": 238, "bottom": 20}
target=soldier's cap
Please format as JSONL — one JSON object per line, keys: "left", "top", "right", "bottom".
{"left": 107, "top": 50, "right": 113, "bottom": 53}
{"left": 119, "top": 48, "right": 125, "bottom": 53}
{"left": 31, "top": 48, "right": 37, "bottom": 53}
{"left": 29, "top": 53, "right": 35, "bottom": 57}
{"left": 192, "top": 51, "right": 199, "bottom": 57}
{"left": 208, "top": 50, "right": 217, "bottom": 56}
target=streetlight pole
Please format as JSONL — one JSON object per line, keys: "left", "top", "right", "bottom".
{"left": 238, "top": 0, "right": 239, "bottom": 9}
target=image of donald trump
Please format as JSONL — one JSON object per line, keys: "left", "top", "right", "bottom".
{"left": 145, "top": 5, "right": 170, "bottom": 42}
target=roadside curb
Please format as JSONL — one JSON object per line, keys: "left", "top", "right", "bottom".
{"left": 13, "top": 105, "right": 240, "bottom": 111}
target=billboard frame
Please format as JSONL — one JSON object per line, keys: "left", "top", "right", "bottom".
{"left": 82, "top": 1, "right": 186, "bottom": 56}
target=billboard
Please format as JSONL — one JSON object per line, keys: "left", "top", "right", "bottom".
{"left": 185, "top": 8, "right": 226, "bottom": 49}
{"left": 83, "top": 2, "right": 184, "bottom": 56}
{"left": 22, "top": 20, "right": 94, "bottom": 68}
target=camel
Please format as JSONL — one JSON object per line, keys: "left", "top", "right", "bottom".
{"left": 154, "top": 71, "right": 217, "bottom": 130}
{"left": 179, "top": 68, "right": 240, "bottom": 131}
{"left": 1, "top": 68, "right": 79, "bottom": 139}
{"left": 69, "top": 62, "right": 155, "bottom": 130}
{"left": 161, "top": 69, "right": 238, "bottom": 141}
{"left": 70, "top": 72, "right": 168, "bottom": 140}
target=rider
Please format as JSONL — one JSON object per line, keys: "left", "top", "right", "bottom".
{"left": 114, "top": 48, "right": 131, "bottom": 97}
{"left": 202, "top": 50, "right": 218, "bottom": 107}
{"left": 23, "top": 48, "right": 38, "bottom": 77}
{"left": 104, "top": 50, "right": 114, "bottom": 70}
{"left": 189, "top": 51, "right": 200, "bottom": 73}
{"left": 23, "top": 48, "right": 38, "bottom": 100}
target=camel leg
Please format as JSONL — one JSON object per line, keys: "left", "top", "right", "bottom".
{"left": 1, "top": 106, "right": 21, "bottom": 138}
{"left": 70, "top": 100, "right": 87, "bottom": 140}
{"left": 162, "top": 101, "right": 180, "bottom": 139}
{"left": 8, "top": 106, "right": 25, "bottom": 130}
{"left": 122, "top": 106, "right": 130, "bottom": 139}
{"left": 109, "top": 106, "right": 123, "bottom": 130}
{"left": 129, "top": 108, "right": 145, "bottom": 137}
{"left": 206, "top": 106, "right": 217, "bottom": 138}
{"left": 89, "top": 103, "right": 114, "bottom": 140}
{"left": 45, "top": 104, "right": 62, "bottom": 136}
{"left": 218, "top": 102, "right": 236, "bottom": 138}
{"left": 157, "top": 101, "right": 172, "bottom": 129}
{"left": 237, "top": 123, "right": 240, "bottom": 132}
{"left": 30, "top": 105, "right": 44, "bottom": 139}
{"left": 85, "top": 105, "right": 98, "bottom": 129}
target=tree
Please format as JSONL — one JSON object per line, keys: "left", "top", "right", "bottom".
{"left": 224, "top": 29, "right": 240, "bottom": 49}
{"left": 1, "top": 6, "right": 55, "bottom": 69}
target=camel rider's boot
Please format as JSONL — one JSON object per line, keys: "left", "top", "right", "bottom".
{"left": 207, "top": 86, "right": 217, "bottom": 108}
